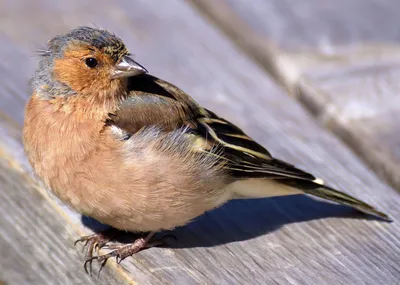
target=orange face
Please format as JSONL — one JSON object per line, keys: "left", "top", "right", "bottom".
{"left": 52, "top": 43, "right": 120, "bottom": 95}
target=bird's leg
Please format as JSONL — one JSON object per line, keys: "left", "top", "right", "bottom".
{"left": 102, "top": 233, "right": 176, "bottom": 251}
{"left": 84, "top": 231, "right": 172, "bottom": 274}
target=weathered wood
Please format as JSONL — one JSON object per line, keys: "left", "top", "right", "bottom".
{"left": 299, "top": 64, "right": 400, "bottom": 191}
{"left": 0, "top": 0, "right": 399, "bottom": 284}
{"left": 192, "top": 0, "right": 400, "bottom": 193}
{"left": 223, "top": 0, "right": 400, "bottom": 52}
{"left": 0, "top": 148, "right": 130, "bottom": 285}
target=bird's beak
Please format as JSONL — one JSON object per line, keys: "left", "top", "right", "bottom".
{"left": 112, "top": 55, "right": 148, "bottom": 79}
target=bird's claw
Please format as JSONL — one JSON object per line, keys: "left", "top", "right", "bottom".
{"left": 84, "top": 245, "right": 132, "bottom": 275}
{"left": 84, "top": 251, "right": 116, "bottom": 275}
{"left": 74, "top": 228, "right": 122, "bottom": 274}
{"left": 80, "top": 231, "right": 173, "bottom": 275}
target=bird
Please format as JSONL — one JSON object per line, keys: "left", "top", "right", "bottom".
{"left": 23, "top": 27, "right": 390, "bottom": 271}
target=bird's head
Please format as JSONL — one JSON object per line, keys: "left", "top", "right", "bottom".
{"left": 32, "top": 26, "right": 147, "bottom": 99}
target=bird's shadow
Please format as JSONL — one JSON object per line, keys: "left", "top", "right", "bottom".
{"left": 81, "top": 195, "right": 376, "bottom": 249}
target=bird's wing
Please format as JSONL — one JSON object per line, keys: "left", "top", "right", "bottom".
{"left": 194, "top": 109, "right": 316, "bottom": 181}
{"left": 110, "top": 74, "right": 316, "bottom": 182}
{"left": 109, "top": 74, "right": 390, "bottom": 221}
{"left": 109, "top": 74, "right": 200, "bottom": 134}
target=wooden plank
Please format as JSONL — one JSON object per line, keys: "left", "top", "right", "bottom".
{"left": 0, "top": 146, "right": 129, "bottom": 285}
{"left": 214, "top": 0, "right": 400, "bottom": 52}
{"left": 299, "top": 63, "right": 400, "bottom": 190}
{"left": 0, "top": 0, "right": 399, "bottom": 284}
{"left": 192, "top": 0, "right": 400, "bottom": 192}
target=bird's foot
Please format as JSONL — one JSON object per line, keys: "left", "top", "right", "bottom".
{"left": 74, "top": 228, "right": 121, "bottom": 273}
{"left": 84, "top": 232, "right": 174, "bottom": 275}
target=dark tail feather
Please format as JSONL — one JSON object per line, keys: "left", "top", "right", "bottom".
{"left": 305, "top": 184, "right": 391, "bottom": 222}
{"left": 282, "top": 179, "right": 392, "bottom": 221}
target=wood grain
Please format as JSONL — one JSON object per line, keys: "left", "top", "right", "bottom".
{"left": 192, "top": 0, "right": 400, "bottom": 192}
{"left": 216, "top": 0, "right": 400, "bottom": 52}
{"left": 0, "top": 0, "right": 399, "bottom": 284}
{"left": 0, "top": 149, "right": 129, "bottom": 285}
{"left": 299, "top": 63, "right": 400, "bottom": 191}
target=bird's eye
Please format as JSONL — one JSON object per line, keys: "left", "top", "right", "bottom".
{"left": 85, "top": 57, "right": 98, "bottom": 68}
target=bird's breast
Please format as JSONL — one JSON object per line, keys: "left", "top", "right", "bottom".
{"left": 23, "top": 99, "right": 231, "bottom": 231}
{"left": 23, "top": 95, "right": 109, "bottom": 209}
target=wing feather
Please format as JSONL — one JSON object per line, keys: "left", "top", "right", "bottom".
{"left": 195, "top": 110, "right": 316, "bottom": 181}
{"left": 106, "top": 74, "right": 390, "bottom": 221}
{"left": 110, "top": 74, "right": 316, "bottom": 182}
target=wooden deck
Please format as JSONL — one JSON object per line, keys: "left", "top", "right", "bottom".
{"left": 0, "top": 0, "right": 399, "bottom": 284}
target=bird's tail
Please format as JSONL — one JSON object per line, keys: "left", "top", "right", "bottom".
{"left": 301, "top": 181, "right": 391, "bottom": 221}
{"left": 229, "top": 177, "right": 391, "bottom": 221}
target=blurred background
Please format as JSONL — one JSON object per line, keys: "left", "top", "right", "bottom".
{"left": 0, "top": 1, "right": 399, "bottom": 285}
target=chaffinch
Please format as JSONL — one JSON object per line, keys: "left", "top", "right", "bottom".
{"left": 23, "top": 27, "right": 390, "bottom": 272}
